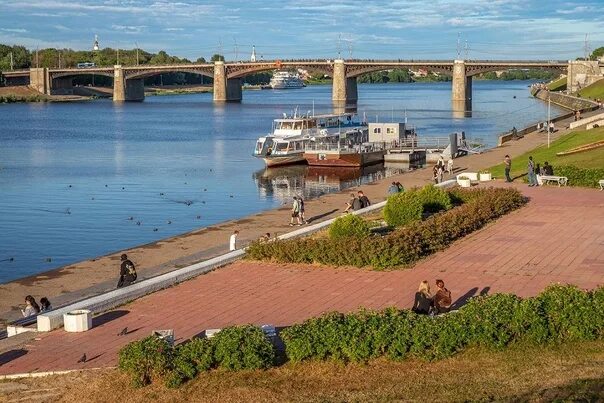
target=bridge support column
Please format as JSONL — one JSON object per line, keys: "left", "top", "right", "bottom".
{"left": 567, "top": 60, "right": 602, "bottom": 93}
{"left": 29, "top": 68, "right": 50, "bottom": 95}
{"left": 451, "top": 60, "right": 472, "bottom": 114}
{"left": 332, "top": 60, "right": 358, "bottom": 106}
{"left": 113, "top": 65, "right": 144, "bottom": 102}
{"left": 213, "top": 61, "right": 242, "bottom": 102}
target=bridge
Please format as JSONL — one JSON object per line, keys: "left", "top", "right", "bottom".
{"left": 4, "top": 59, "right": 593, "bottom": 111}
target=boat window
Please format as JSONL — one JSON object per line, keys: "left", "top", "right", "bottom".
{"left": 386, "top": 128, "right": 394, "bottom": 134}
{"left": 374, "top": 128, "right": 381, "bottom": 134}
{"left": 275, "top": 142, "right": 289, "bottom": 151}
{"left": 255, "top": 141, "right": 264, "bottom": 152}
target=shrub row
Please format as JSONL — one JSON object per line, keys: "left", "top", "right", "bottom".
{"left": 246, "top": 187, "right": 526, "bottom": 269}
{"left": 281, "top": 285, "right": 604, "bottom": 363}
{"left": 119, "top": 285, "right": 604, "bottom": 388}
{"left": 383, "top": 185, "right": 452, "bottom": 227}
{"left": 118, "top": 325, "right": 275, "bottom": 388}
{"left": 554, "top": 165, "right": 604, "bottom": 188}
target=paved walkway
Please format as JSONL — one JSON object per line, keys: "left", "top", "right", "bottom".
{"left": 3, "top": 107, "right": 597, "bottom": 322}
{"left": 0, "top": 184, "right": 603, "bottom": 375}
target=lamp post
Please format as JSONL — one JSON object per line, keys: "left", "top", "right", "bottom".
{"left": 547, "top": 96, "right": 551, "bottom": 148}
{"left": 135, "top": 42, "right": 139, "bottom": 66}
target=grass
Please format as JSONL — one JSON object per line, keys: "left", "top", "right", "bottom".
{"left": 7, "top": 340, "right": 604, "bottom": 402}
{"left": 579, "top": 78, "right": 604, "bottom": 100}
{"left": 547, "top": 76, "right": 567, "bottom": 92}
{"left": 489, "top": 126, "right": 604, "bottom": 179}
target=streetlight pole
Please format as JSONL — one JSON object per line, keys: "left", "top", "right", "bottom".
{"left": 135, "top": 42, "right": 139, "bottom": 66}
{"left": 547, "top": 96, "right": 551, "bottom": 148}
{"left": 9, "top": 51, "right": 14, "bottom": 70}
{"left": 116, "top": 48, "right": 120, "bottom": 65}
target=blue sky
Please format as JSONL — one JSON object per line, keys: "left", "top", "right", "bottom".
{"left": 1, "top": 0, "right": 603, "bottom": 60}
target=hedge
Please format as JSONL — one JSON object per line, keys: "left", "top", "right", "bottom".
{"left": 119, "top": 285, "right": 604, "bottom": 388}
{"left": 554, "top": 166, "right": 604, "bottom": 188}
{"left": 119, "top": 325, "right": 275, "bottom": 388}
{"left": 281, "top": 285, "right": 604, "bottom": 363}
{"left": 246, "top": 187, "right": 526, "bottom": 269}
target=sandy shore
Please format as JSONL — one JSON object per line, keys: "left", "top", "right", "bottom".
{"left": 0, "top": 112, "right": 581, "bottom": 323}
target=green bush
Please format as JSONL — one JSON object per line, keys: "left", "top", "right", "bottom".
{"left": 118, "top": 336, "right": 174, "bottom": 388}
{"left": 212, "top": 325, "right": 275, "bottom": 370}
{"left": 416, "top": 185, "right": 452, "bottom": 213}
{"left": 383, "top": 190, "right": 424, "bottom": 227}
{"left": 537, "top": 284, "right": 598, "bottom": 342}
{"left": 383, "top": 185, "right": 452, "bottom": 227}
{"left": 328, "top": 214, "right": 371, "bottom": 239}
{"left": 247, "top": 187, "right": 526, "bottom": 269}
{"left": 555, "top": 165, "right": 604, "bottom": 188}
{"left": 166, "top": 338, "right": 214, "bottom": 388}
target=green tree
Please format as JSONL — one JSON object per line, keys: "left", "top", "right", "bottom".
{"left": 590, "top": 46, "right": 604, "bottom": 60}
{"left": 210, "top": 54, "right": 225, "bottom": 62}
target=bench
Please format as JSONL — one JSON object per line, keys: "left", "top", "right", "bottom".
{"left": 599, "top": 180, "right": 604, "bottom": 191}
{"left": 540, "top": 175, "right": 568, "bottom": 186}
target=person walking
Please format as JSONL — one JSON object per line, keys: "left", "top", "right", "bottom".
{"left": 229, "top": 230, "right": 239, "bottom": 251}
{"left": 433, "top": 165, "right": 439, "bottom": 184}
{"left": 117, "top": 253, "right": 137, "bottom": 288}
{"left": 298, "top": 196, "right": 307, "bottom": 224}
{"left": 504, "top": 155, "right": 512, "bottom": 183}
{"left": 527, "top": 156, "right": 538, "bottom": 187}
{"left": 289, "top": 197, "right": 302, "bottom": 226}
{"left": 446, "top": 158, "right": 454, "bottom": 174}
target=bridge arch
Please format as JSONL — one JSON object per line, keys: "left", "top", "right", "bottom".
{"left": 345, "top": 64, "right": 454, "bottom": 78}
{"left": 226, "top": 63, "right": 333, "bottom": 79}
{"left": 125, "top": 68, "right": 214, "bottom": 80}
{"left": 50, "top": 71, "right": 114, "bottom": 80}
{"left": 465, "top": 65, "right": 566, "bottom": 77}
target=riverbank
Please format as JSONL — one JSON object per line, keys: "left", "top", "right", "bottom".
{"left": 0, "top": 108, "right": 588, "bottom": 324}
{"left": 146, "top": 85, "right": 213, "bottom": 96}
{"left": 0, "top": 86, "right": 101, "bottom": 103}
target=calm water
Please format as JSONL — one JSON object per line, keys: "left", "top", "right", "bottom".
{"left": 0, "top": 81, "right": 564, "bottom": 282}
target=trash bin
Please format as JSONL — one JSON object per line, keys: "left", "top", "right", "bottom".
{"left": 64, "top": 310, "right": 92, "bottom": 332}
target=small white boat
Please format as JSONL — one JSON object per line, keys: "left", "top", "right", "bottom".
{"left": 269, "top": 71, "right": 305, "bottom": 89}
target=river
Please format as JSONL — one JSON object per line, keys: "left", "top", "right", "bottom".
{"left": 0, "top": 80, "right": 564, "bottom": 283}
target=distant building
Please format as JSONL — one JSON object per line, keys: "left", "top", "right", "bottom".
{"left": 410, "top": 68, "right": 428, "bottom": 77}
{"left": 93, "top": 34, "right": 99, "bottom": 51}
{"left": 250, "top": 45, "right": 257, "bottom": 62}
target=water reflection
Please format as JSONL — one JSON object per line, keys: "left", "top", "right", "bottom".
{"left": 253, "top": 162, "right": 412, "bottom": 201}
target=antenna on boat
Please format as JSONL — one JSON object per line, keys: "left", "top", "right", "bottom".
{"left": 312, "top": 100, "right": 315, "bottom": 117}
{"left": 391, "top": 107, "right": 394, "bottom": 123}
{"left": 404, "top": 108, "right": 408, "bottom": 125}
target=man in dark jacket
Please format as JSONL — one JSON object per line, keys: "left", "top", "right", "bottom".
{"left": 433, "top": 279, "right": 452, "bottom": 314}
{"left": 117, "top": 253, "right": 137, "bottom": 288}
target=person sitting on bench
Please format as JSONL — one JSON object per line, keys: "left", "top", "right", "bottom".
{"left": 543, "top": 161, "right": 554, "bottom": 176}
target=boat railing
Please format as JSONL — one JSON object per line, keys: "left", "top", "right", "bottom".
{"left": 305, "top": 141, "right": 390, "bottom": 153}
{"left": 388, "top": 136, "right": 450, "bottom": 152}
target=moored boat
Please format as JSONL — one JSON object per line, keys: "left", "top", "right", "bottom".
{"left": 269, "top": 71, "right": 305, "bottom": 89}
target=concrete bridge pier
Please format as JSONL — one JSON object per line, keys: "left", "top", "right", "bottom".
{"left": 332, "top": 59, "right": 358, "bottom": 105}
{"left": 29, "top": 68, "right": 50, "bottom": 95}
{"left": 213, "top": 61, "right": 242, "bottom": 102}
{"left": 113, "top": 65, "right": 144, "bottom": 102}
{"left": 451, "top": 60, "right": 472, "bottom": 113}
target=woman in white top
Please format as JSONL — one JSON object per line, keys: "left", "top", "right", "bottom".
{"left": 21, "top": 295, "right": 40, "bottom": 317}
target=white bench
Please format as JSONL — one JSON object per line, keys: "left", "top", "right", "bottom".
{"left": 540, "top": 175, "right": 568, "bottom": 186}
{"left": 599, "top": 180, "right": 604, "bottom": 191}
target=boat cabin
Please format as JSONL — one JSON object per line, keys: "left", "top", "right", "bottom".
{"left": 368, "top": 122, "right": 416, "bottom": 145}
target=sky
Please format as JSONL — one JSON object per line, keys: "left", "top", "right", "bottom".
{"left": 1, "top": 0, "right": 603, "bottom": 61}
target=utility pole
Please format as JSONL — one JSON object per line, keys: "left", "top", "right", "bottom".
{"left": 234, "top": 38, "right": 239, "bottom": 61}
{"left": 135, "top": 42, "right": 139, "bottom": 66}
{"left": 116, "top": 48, "right": 120, "bottom": 65}
{"left": 36, "top": 47, "right": 39, "bottom": 68}
{"left": 9, "top": 51, "right": 14, "bottom": 70}
{"left": 583, "top": 33, "right": 590, "bottom": 60}
{"left": 456, "top": 32, "right": 461, "bottom": 59}
{"left": 337, "top": 33, "right": 342, "bottom": 59}
{"left": 58, "top": 51, "right": 61, "bottom": 68}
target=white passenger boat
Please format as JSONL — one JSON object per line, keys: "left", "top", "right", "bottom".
{"left": 253, "top": 112, "right": 366, "bottom": 167}
{"left": 269, "top": 71, "right": 305, "bottom": 89}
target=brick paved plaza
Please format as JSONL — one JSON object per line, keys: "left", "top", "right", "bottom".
{"left": 1, "top": 184, "right": 603, "bottom": 375}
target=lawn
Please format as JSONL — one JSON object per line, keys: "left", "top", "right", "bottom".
{"left": 489, "top": 126, "right": 604, "bottom": 179}
{"left": 579, "top": 78, "right": 604, "bottom": 100}
{"left": 547, "top": 76, "right": 567, "bottom": 92}
{"left": 7, "top": 340, "right": 604, "bottom": 402}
